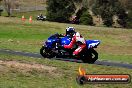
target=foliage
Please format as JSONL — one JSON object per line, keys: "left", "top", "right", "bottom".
{"left": 92, "top": 0, "right": 127, "bottom": 27}
{"left": 3, "top": 0, "right": 20, "bottom": 17}
{"left": 101, "top": 6, "right": 113, "bottom": 27}
{"left": 125, "top": 4, "right": 132, "bottom": 28}
{"left": 116, "top": 8, "right": 128, "bottom": 27}
{"left": 127, "top": 10, "right": 132, "bottom": 28}
{"left": 0, "top": 9, "right": 3, "bottom": 16}
{"left": 0, "top": 0, "right": 2, "bottom": 3}
{"left": 0, "top": 0, "right": 3, "bottom": 16}
{"left": 80, "top": 9, "right": 93, "bottom": 25}
{"left": 0, "top": 0, "right": 2, "bottom": 4}
{"left": 113, "top": 1, "right": 128, "bottom": 27}
{"left": 3, "top": 0, "right": 12, "bottom": 16}
{"left": 46, "top": 0, "right": 75, "bottom": 23}
{"left": 118, "top": 0, "right": 132, "bottom": 10}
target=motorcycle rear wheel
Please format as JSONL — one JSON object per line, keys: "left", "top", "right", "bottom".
{"left": 81, "top": 49, "right": 98, "bottom": 63}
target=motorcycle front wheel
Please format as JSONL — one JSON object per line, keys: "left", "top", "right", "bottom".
{"left": 40, "top": 46, "right": 55, "bottom": 58}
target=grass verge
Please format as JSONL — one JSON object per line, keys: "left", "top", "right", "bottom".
{"left": 0, "top": 53, "right": 132, "bottom": 88}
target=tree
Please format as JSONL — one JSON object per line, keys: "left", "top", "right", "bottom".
{"left": 92, "top": 0, "right": 114, "bottom": 27}
{"left": 101, "top": 7, "right": 113, "bottom": 27}
{"left": 126, "top": 8, "right": 132, "bottom": 28}
{"left": 3, "top": 0, "right": 12, "bottom": 16}
{"left": 116, "top": 8, "right": 128, "bottom": 27}
{"left": 118, "top": 0, "right": 131, "bottom": 10}
{"left": 0, "top": 0, "right": 2, "bottom": 5}
{"left": 118, "top": 0, "right": 132, "bottom": 28}
{"left": 3, "top": 0, "right": 20, "bottom": 17}
{"left": 71, "top": 0, "right": 82, "bottom": 15}
{"left": 74, "top": 7, "right": 93, "bottom": 25}
{"left": 46, "top": 0, "right": 75, "bottom": 23}
{"left": 0, "top": 0, "right": 3, "bottom": 16}
{"left": 92, "top": 0, "right": 127, "bottom": 27}
{"left": 80, "top": 10, "right": 93, "bottom": 25}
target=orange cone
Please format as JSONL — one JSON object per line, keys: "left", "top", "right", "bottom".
{"left": 21, "top": 15, "right": 25, "bottom": 21}
{"left": 29, "top": 16, "right": 32, "bottom": 23}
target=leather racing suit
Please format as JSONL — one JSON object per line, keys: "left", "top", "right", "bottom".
{"left": 64, "top": 32, "right": 86, "bottom": 56}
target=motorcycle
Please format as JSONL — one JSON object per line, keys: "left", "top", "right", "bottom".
{"left": 36, "top": 15, "right": 46, "bottom": 21}
{"left": 40, "top": 33, "right": 100, "bottom": 63}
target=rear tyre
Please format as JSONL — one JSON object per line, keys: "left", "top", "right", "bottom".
{"left": 81, "top": 54, "right": 92, "bottom": 63}
{"left": 91, "top": 49, "right": 98, "bottom": 63}
{"left": 81, "top": 49, "right": 98, "bottom": 63}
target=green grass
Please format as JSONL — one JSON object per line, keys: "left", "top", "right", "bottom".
{"left": 0, "top": 16, "right": 132, "bottom": 88}
{"left": 0, "top": 16, "right": 132, "bottom": 64}
{"left": 0, "top": 53, "right": 132, "bottom": 88}
{"left": 1, "top": 10, "right": 46, "bottom": 20}
{"left": 1, "top": 0, "right": 46, "bottom": 18}
{"left": 14, "top": 10, "right": 46, "bottom": 20}
{"left": 100, "top": 54, "right": 132, "bottom": 64}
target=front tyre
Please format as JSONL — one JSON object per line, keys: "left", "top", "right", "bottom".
{"left": 40, "top": 46, "right": 55, "bottom": 58}
{"left": 40, "top": 46, "right": 46, "bottom": 57}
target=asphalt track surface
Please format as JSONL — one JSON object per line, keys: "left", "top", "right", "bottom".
{"left": 0, "top": 49, "right": 132, "bottom": 69}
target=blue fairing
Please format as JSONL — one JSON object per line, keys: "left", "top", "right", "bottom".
{"left": 60, "top": 36, "right": 71, "bottom": 45}
{"left": 86, "top": 40, "right": 100, "bottom": 49}
{"left": 45, "top": 35, "right": 71, "bottom": 48}
{"left": 45, "top": 39, "right": 56, "bottom": 48}
{"left": 44, "top": 35, "right": 58, "bottom": 48}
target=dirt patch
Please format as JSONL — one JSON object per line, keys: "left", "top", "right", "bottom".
{"left": 0, "top": 65, "right": 9, "bottom": 73}
{"left": 0, "top": 60, "right": 57, "bottom": 75}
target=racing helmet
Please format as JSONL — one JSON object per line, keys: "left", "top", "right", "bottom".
{"left": 66, "top": 27, "right": 75, "bottom": 36}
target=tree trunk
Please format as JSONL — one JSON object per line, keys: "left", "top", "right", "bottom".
{"left": 3, "top": 0, "right": 12, "bottom": 17}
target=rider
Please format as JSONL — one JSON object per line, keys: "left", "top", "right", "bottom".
{"left": 39, "top": 13, "right": 43, "bottom": 18}
{"left": 56, "top": 27, "right": 75, "bottom": 37}
{"left": 62, "top": 27, "right": 86, "bottom": 57}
